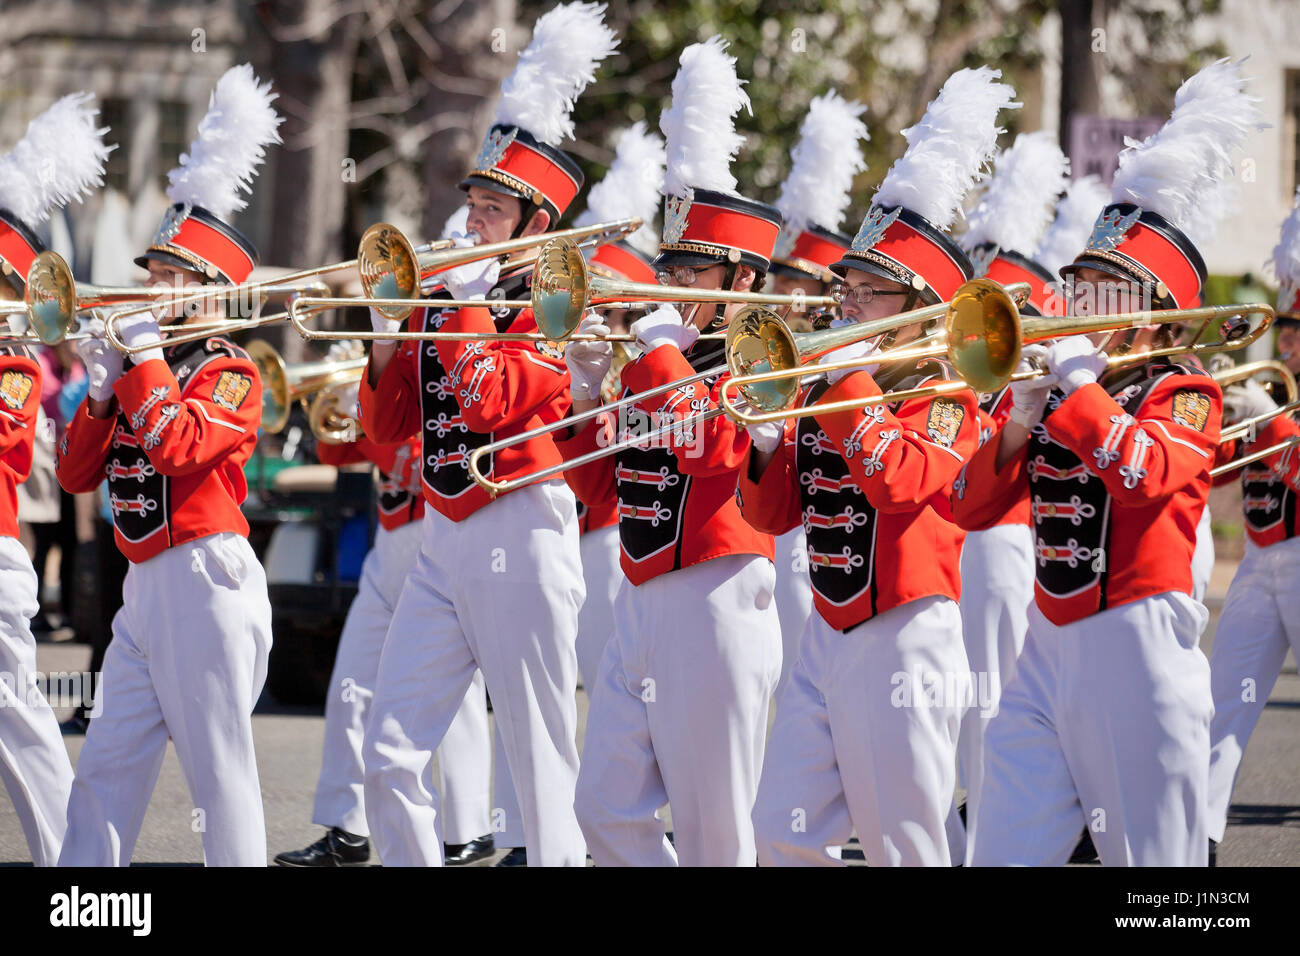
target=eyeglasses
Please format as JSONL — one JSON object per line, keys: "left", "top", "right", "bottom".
{"left": 832, "top": 283, "right": 911, "bottom": 305}
{"left": 656, "top": 266, "right": 704, "bottom": 287}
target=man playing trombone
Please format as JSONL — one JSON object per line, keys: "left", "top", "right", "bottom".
{"left": 742, "top": 67, "right": 1015, "bottom": 867}
{"left": 956, "top": 59, "right": 1262, "bottom": 866}
{"left": 1205, "top": 191, "right": 1300, "bottom": 860}
{"left": 354, "top": 1, "right": 619, "bottom": 866}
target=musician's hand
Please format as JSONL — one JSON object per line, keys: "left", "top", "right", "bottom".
{"left": 1007, "top": 344, "right": 1056, "bottom": 428}
{"left": 75, "top": 319, "right": 124, "bottom": 401}
{"left": 332, "top": 381, "right": 362, "bottom": 421}
{"left": 632, "top": 305, "right": 699, "bottom": 354}
{"left": 116, "top": 313, "right": 164, "bottom": 366}
{"left": 819, "top": 338, "right": 879, "bottom": 385}
{"left": 369, "top": 307, "right": 402, "bottom": 347}
{"left": 746, "top": 420, "right": 784, "bottom": 454}
{"left": 1046, "top": 336, "right": 1106, "bottom": 395}
{"left": 326, "top": 339, "right": 365, "bottom": 363}
{"left": 1224, "top": 379, "right": 1277, "bottom": 422}
{"left": 440, "top": 248, "right": 500, "bottom": 302}
{"left": 6, "top": 312, "right": 28, "bottom": 337}
{"left": 566, "top": 313, "right": 613, "bottom": 401}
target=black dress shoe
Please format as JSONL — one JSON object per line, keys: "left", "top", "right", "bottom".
{"left": 59, "top": 715, "right": 89, "bottom": 736}
{"left": 274, "top": 828, "right": 370, "bottom": 867}
{"left": 1069, "top": 829, "right": 1100, "bottom": 864}
{"left": 494, "top": 846, "right": 527, "bottom": 867}
{"left": 1208, "top": 838, "right": 1218, "bottom": 867}
{"left": 444, "top": 834, "right": 495, "bottom": 865}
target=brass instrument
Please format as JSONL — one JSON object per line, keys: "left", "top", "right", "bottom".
{"left": 1209, "top": 359, "right": 1300, "bottom": 478}
{"left": 464, "top": 300, "right": 904, "bottom": 497}
{"left": 247, "top": 340, "right": 367, "bottom": 436}
{"left": 721, "top": 279, "right": 1275, "bottom": 425}
{"left": 105, "top": 217, "right": 644, "bottom": 354}
{"left": 287, "top": 235, "right": 837, "bottom": 345}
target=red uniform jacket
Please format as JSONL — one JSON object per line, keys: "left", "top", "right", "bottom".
{"left": 558, "top": 338, "right": 774, "bottom": 585}
{"left": 739, "top": 362, "right": 977, "bottom": 631}
{"left": 1213, "top": 413, "right": 1300, "bottom": 547}
{"left": 0, "top": 344, "right": 41, "bottom": 540}
{"left": 56, "top": 337, "right": 261, "bottom": 564}
{"left": 317, "top": 434, "right": 424, "bottom": 531}
{"left": 952, "top": 362, "right": 1221, "bottom": 625}
{"left": 952, "top": 385, "right": 1031, "bottom": 529}
{"left": 358, "top": 268, "right": 571, "bottom": 523}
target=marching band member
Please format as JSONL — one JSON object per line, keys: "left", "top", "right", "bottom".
{"left": 764, "top": 91, "right": 869, "bottom": 697}
{"left": 1206, "top": 190, "right": 1300, "bottom": 859}
{"left": 957, "top": 58, "right": 1262, "bottom": 866}
{"left": 275, "top": 342, "right": 494, "bottom": 866}
{"left": 55, "top": 65, "right": 282, "bottom": 866}
{"left": 744, "top": 68, "right": 1017, "bottom": 866}
{"left": 566, "top": 121, "right": 665, "bottom": 695}
{"left": 357, "top": 1, "right": 618, "bottom": 866}
{"left": 0, "top": 93, "right": 112, "bottom": 866}
{"left": 559, "top": 36, "right": 784, "bottom": 866}
{"left": 948, "top": 131, "right": 1071, "bottom": 856}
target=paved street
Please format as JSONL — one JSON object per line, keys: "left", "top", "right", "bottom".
{"left": 2, "top": 559, "right": 1296, "bottom": 866}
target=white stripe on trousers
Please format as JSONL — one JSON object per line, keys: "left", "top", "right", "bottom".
{"left": 362, "top": 480, "right": 586, "bottom": 865}
{"left": 0, "top": 535, "right": 73, "bottom": 866}
{"left": 59, "top": 532, "right": 272, "bottom": 866}
{"left": 312, "top": 519, "right": 494, "bottom": 844}
{"left": 574, "top": 553, "right": 781, "bottom": 866}
{"left": 968, "top": 591, "right": 1211, "bottom": 866}
{"left": 1207, "top": 536, "right": 1300, "bottom": 842}
{"left": 753, "top": 595, "right": 968, "bottom": 866}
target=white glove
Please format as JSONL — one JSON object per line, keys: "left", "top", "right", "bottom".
{"left": 74, "top": 319, "right": 124, "bottom": 401}
{"left": 819, "top": 338, "right": 880, "bottom": 386}
{"left": 440, "top": 236, "right": 501, "bottom": 301}
{"left": 1045, "top": 336, "right": 1107, "bottom": 395}
{"left": 326, "top": 339, "right": 364, "bottom": 363}
{"left": 566, "top": 313, "right": 614, "bottom": 401}
{"left": 369, "top": 307, "right": 402, "bottom": 347}
{"left": 1224, "top": 379, "right": 1277, "bottom": 421}
{"left": 332, "top": 381, "right": 361, "bottom": 420}
{"left": 631, "top": 305, "right": 699, "bottom": 354}
{"left": 746, "top": 421, "right": 783, "bottom": 454}
{"left": 6, "top": 312, "right": 28, "bottom": 337}
{"left": 1007, "top": 343, "right": 1056, "bottom": 428}
{"left": 116, "top": 313, "right": 164, "bottom": 366}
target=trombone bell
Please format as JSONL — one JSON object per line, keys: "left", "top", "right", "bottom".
{"left": 945, "top": 278, "right": 1024, "bottom": 394}
{"left": 531, "top": 238, "right": 590, "bottom": 341}
{"left": 724, "top": 306, "right": 800, "bottom": 413}
{"left": 358, "top": 224, "right": 421, "bottom": 321}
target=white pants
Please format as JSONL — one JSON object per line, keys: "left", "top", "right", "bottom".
{"left": 753, "top": 596, "right": 968, "bottom": 866}
{"left": 1192, "top": 506, "right": 1214, "bottom": 604}
{"left": 312, "top": 520, "right": 493, "bottom": 844}
{"left": 59, "top": 533, "right": 273, "bottom": 866}
{"left": 969, "top": 591, "right": 1211, "bottom": 866}
{"left": 0, "top": 535, "right": 73, "bottom": 866}
{"left": 575, "top": 524, "right": 622, "bottom": 693}
{"left": 1207, "top": 536, "right": 1300, "bottom": 842}
{"left": 362, "top": 480, "right": 586, "bottom": 866}
{"left": 574, "top": 554, "right": 781, "bottom": 866}
{"left": 952, "top": 523, "right": 1034, "bottom": 859}
{"left": 773, "top": 528, "right": 812, "bottom": 698}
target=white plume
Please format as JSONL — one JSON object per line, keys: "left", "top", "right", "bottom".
{"left": 494, "top": 2, "right": 619, "bottom": 147}
{"left": 775, "top": 91, "right": 868, "bottom": 235}
{"left": 660, "top": 35, "right": 751, "bottom": 197}
{"left": 1111, "top": 57, "right": 1265, "bottom": 245}
{"left": 1271, "top": 188, "right": 1300, "bottom": 290}
{"left": 873, "top": 66, "right": 1020, "bottom": 230}
{"left": 166, "top": 64, "right": 283, "bottom": 219}
{"left": 1033, "top": 174, "right": 1110, "bottom": 276}
{"left": 575, "top": 121, "right": 666, "bottom": 252}
{"left": 0, "top": 92, "right": 114, "bottom": 226}
{"left": 961, "top": 131, "right": 1069, "bottom": 256}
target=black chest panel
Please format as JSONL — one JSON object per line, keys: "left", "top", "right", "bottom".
{"left": 107, "top": 338, "right": 234, "bottom": 543}
{"left": 1241, "top": 463, "right": 1295, "bottom": 537}
{"left": 1026, "top": 368, "right": 1164, "bottom": 598}
{"left": 613, "top": 339, "right": 723, "bottom": 564}
{"left": 417, "top": 270, "right": 528, "bottom": 498}
{"left": 377, "top": 442, "right": 419, "bottom": 519}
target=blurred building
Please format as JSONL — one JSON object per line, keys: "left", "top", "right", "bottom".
{"left": 0, "top": 0, "right": 273, "bottom": 284}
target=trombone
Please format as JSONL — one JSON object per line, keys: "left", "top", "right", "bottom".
{"left": 721, "top": 278, "right": 1275, "bottom": 425}
{"left": 1209, "top": 359, "right": 1300, "bottom": 478}
{"left": 132, "top": 217, "right": 645, "bottom": 354}
{"left": 287, "top": 235, "right": 839, "bottom": 344}
{"left": 464, "top": 299, "right": 899, "bottom": 497}
{"left": 247, "top": 339, "right": 367, "bottom": 437}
